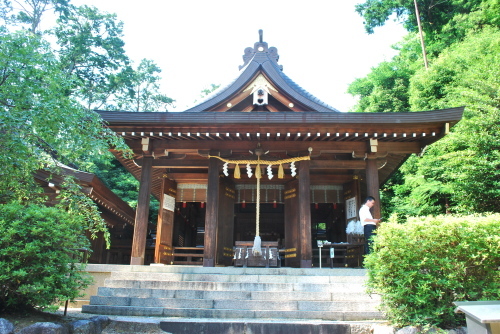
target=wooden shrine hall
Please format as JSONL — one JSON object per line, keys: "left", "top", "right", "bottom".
{"left": 98, "top": 31, "right": 463, "bottom": 268}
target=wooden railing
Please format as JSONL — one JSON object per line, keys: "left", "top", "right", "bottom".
{"left": 172, "top": 247, "right": 204, "bottom": 265}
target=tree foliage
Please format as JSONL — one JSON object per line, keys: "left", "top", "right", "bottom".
{"left": 355, "top": 0, "right": 499, "bottom": 52}
{"left": 0, "top": 203, "right": 94, "bottom": 312}
{"left": 54, "top": 4, "right": 130, "bottom": 110}
{"left": 0, "top": 26, "right": 122, "bottom": 205}
{"left": 1, "top": 0, "right": 70, "bottom": 33}
{"left": 347, "top": 35, "right": 419, "bottom": 112}
{"left": 0, "top": 0, "right": 174, "bottom": 311}
{"left": 404, "top": 28, "right": 500, "bottom": 214}
{"left": 365, "top": 214, "right": 500, "bottom": 328}
{"left": 193, "top": 83, "right": 221, "bottom": 105}
{"left": 108, "top": 58, "right": 174, "bottom": 111}
{"left": 350, "top": 0, "right": 500, "bottom": 216}
{"left": 1, "top": 0, "right": 172, "bottom": 216}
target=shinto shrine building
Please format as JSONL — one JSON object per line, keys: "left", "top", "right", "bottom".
{"left": 98, "top": 32, "right": 463, "bottom": 268}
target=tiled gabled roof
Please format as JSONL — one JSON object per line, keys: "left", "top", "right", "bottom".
{"left": 185, "top": 31, "right": 340, "bottom": 113}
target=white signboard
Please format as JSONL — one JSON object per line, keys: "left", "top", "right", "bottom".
{"left": 163, "top": 195, "right": 176, "bottom": 212}
{"left": 346, "top": 197, "right": 357, "bottom": 219}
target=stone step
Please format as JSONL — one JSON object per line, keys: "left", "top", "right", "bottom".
{"left": 97, "top": 287, "right": 380, "bottom": 301}
{"left": 87, "top": 264, "right": 366, "bottom": 276}
{"left": 103, "top": 279, "right": 367, "bottom": 293}
{"left": 82, "top": 305, "right": 383, "bottom": 321}
{"left": 89, "top": 296, "right": 380, "bottom": 312}
{"left": 101, "top": 318, "right": 389, "bottom": 334}
{"left": 83, "top": 266, "right": 382, "bottom": 322}
{"left": 108, "top": 271, "right": 367, "bottom": 284}
{"left": 157, "top": 320, "right": 386, "bottom": 334}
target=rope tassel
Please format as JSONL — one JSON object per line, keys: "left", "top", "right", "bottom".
{"left": 278, "top": 164, "right": 284, "bottom": 179}
{"left": 252, "top": 174, "right": 262, "bottom": 256}
{"left": 234, "top": 164, "right": 241, "bottom": 179}
{"left": 252, "top": 235, "right": 262, "bottom": 256}
{"left": 255, "top": 164, "right": 262, "bottom": 179}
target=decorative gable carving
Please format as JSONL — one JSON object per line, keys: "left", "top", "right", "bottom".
{"left": 239, "top": 30, "right": 282, "bottom": 71}
{"left": 243, "top": 74, "right": 278, "bottom": 107}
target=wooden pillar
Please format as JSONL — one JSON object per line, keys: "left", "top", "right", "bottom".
{"left": 284, "top": 180, "right": 300, "bottom": 267}
{"left": 154, "top": 178, "right": 176, "bottom": 264}
{"left": 216, "top": 178, "right": 235, "bottom": 266}
{"left": 130, "top": 156, "right": 153, "bottom": 265}
{"left": 298, "top": 160, "right": 312, "bottom": 268}
{"left": 204, "top": 157, "right": 219, "bottom": 267}
{"left": 366, "top": 159, "right": 381, "bottom": 219}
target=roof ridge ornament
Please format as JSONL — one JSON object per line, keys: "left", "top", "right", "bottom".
{"left": 239, "top": 30, "right": 282, "bottom": 71}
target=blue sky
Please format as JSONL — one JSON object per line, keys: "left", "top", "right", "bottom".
{"left": 72, "top": 0, "right": 408, "bottom": 112}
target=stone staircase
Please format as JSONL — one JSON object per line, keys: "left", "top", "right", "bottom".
{"left": 82, "top": 266, "right": 382, "bottom": 322}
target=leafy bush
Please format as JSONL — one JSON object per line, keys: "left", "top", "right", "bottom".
{"left": 0, "top": 203, "right": 93, "bottom": 312}
{"left": 365, "top": 214, "right": 500, "bottom": 328}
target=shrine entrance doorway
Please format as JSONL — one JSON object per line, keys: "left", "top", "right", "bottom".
{"left": 234, "top": 203, "right": 285, "bottom": 246}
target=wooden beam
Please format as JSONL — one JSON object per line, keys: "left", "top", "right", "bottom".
{"left": 167, "top": 173, "right": 208, "bottom": 183}
{"left": 216, "top": 90, "right": 251, "bottom": 112}
{"left": 134, "top": 158, "right": 368, "bottom": 170}
{"left": 135, "top": 159, "right": 209, "bottom": 168}
{"left": 309, "top": 174, "right": 352, "bottom": 184}
{"left": 310, "top": 160, "right": 366, "bottom": 170}
{"left": 125, "top": 139, "right": 422, "bottom": 155}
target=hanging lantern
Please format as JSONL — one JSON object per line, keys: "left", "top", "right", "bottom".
{"left": 333, "top": 203, "right": 337, "bottom": 210}
{"left": 182, "top": 202, "right": 187, "bottom": 208}
{"left": 315, "top": 203, "right": 319, "bottom": 210}
{"left": 241, "top": 200, "right": 246, "bottom": 209}
{"left": 200, "top": 202, "right": 205, "bottom": 208}
{"left": 273, "top": 200, "right": 277, "bottom": 209}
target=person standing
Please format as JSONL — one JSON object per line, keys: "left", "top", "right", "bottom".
{"left": 359, "top": 196, "right": 381, "bottom": 255}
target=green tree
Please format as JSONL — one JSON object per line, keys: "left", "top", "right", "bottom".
{"left": 356, "top": 0, "right": 483, "bottom": 36}
{"left": 193, "top": 83, "right": 221, "bottom": 104}
{"left": 351, "top": 0, "right": 500, "bottom": 216}
{"left": 356, "top": 0, "right": 500, "bottom": 53}
{"left": 0, "top": 27, "right": 122, "bottom": 203}
{"left": 200, "top": 83, "right": 221, "bottom": 98}
{"left": 1, "top": 0, "right": 70, "bottom": 33}
{"left": 400, "top": 27, "right": 500, "bottom": 214}
{"left": 109, "top": 58, "right": 174, "bottom": 111}
{"left": 54, "top": 4, "right": 130, "bottom": 110}
{"left": 365, "top": 214, "right": 500, "bottom": 328}
{"left": 0, "top": 203, "right": 93, "bottom": 312}
{"left": 348, "top": 34, "right": 424, "bottom": 113}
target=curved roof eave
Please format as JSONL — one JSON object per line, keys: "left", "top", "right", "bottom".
{"left": 260, "top": 60, "right": 340, "bottom": 113}
{"left": 184, "top": 61, "right": 260, "bottom": 112}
